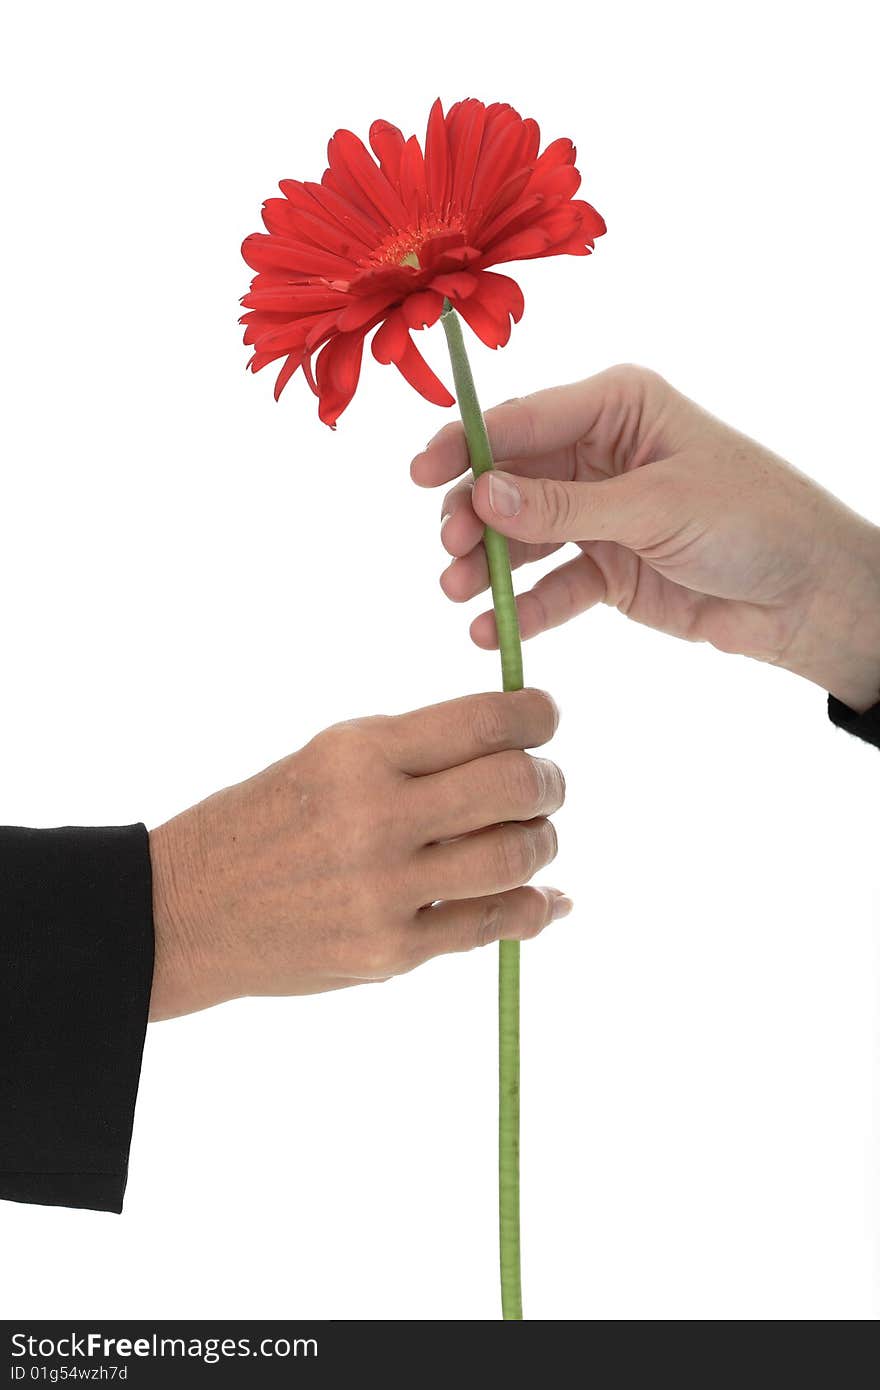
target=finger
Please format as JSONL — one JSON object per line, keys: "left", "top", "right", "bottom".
{"left": 471, "top": 467, "right": 654, "bottom": 548}
{"left": 439, "top": 458, "right": 581, "bottom": 558}
{"left": 415, "top": 750, "right": 565, "bottom": 842}
{"left": 408, "top": 886, "right": 574, "bottom": 965}
{"left": 418, "top": 817, "right": 558, "bottom": 900}
{"left": 387, "top": 689, "right": 559, "bottom": 776}
{"left": 440, "top": 540, "right": 561, "bottom": 603}
{"left": 470, "top": 553, "right": 607, "bottom": 648}
{"left": 411, "top": 374, "right": 624, "bottom": 488}
{"left": 439, "top": 481, "right": 483, "bottom": 557}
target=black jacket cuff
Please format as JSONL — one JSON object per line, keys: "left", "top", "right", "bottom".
{"left": 0, "top": 823, "right": 154, "bottom": 1212}
{"left": 827, "top": 693, "right": 880, "bottom": 749}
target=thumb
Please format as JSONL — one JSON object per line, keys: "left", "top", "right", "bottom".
{"left": 472, "top": 469, "right": 650, "bottom": 547}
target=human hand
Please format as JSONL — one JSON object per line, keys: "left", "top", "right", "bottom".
{"left": 413, "top": 365, "right": 880, "bottom": 713}
{"left": 148, "top": 690, "right": 568, "bottom": 1021}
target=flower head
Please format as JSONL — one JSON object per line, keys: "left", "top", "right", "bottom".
{"left": 240, "top": 98, "right": 606, "bottom": 426}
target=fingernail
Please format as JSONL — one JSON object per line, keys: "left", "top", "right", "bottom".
{"left": 440, "top": 512, "right": 452, "bottom": 534}
{"left": 488, "top": 472, "right": 522, "bottom": 517}
{"left": 551, "top": 895, "right": 574, "bottom": 921}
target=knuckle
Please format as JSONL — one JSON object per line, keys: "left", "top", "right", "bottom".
{"left": 541, "top": 818, "right": 559, "bottom": 864}
{"left": 359, "top": 939, "right": 401, "bottom": 980}
{"left": 495, "top": 826, "right": 535, "bottom": 883}
{"left": 521, "top": 889, "right": 552, "bottom": 939}
{"left": 501, "top": 751, "right": 542, "bottom": 810}
{"left": 536, "top": 477, "right": 575, "bottom": 534}
{"left": 470, "top": 694, "right": 511, "bottom": 751}
{"left": 550, "top": 760, "right": 566, "bottom": 806}
{"left": 314, "top": 718, "right": 371, "bottom": 765}
{"left": 442, "top": 481, "right": 471, "bottom": 518}
{"left": 429, "top": 419, "right": 464, "bottom": 451}
{"left": 390, "top": 937, "right": 423, "bottom": 977}
{"left": 488, "top": 395, "right": 536, "bottom": 456}
{"left": 511, "top": 397, "right": 538, "bottom": 454}
{"left": 605, "top": 361, "right": 654, "bottom": 388}
{"left": 475, "top": 896, "right": 504, "bottom": 948}
{"left": 523, "top": 688, "right": 560, "bottom": 742}
{"left": 604, "top": 362, "right": 670, "bottom": 401}
{"left": 518, "top": 820, "right": 557, "bottom": 876}
{"left": 320, "top": 717, "right": 405, "bottom": 798}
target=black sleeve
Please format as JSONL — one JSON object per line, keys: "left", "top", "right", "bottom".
{"left": 827, "top": 694, "right": 880, "bottom": 749}
{"left": 0, "top": 824, "right": 154, "bottom": 1213}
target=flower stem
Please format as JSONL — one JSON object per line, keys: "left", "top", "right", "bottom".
{"left": 440, "top": 302, "right": 524, "bottom": 1322}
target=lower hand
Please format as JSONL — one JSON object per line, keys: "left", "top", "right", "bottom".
{"left": 413, "top": 365, "right": 880, "bottom": 713}
{"left": 148, "top": 690, "right": 568, "bottom": 1021}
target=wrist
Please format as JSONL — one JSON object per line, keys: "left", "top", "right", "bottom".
{"left": 779, "top": 515, "right": 880, "bottom": 712}
{"left": 148, "top": 810, "right": 236, "bottom": 1021}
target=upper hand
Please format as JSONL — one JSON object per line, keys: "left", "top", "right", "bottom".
{"left": 412, "top": 365, "right": 880, "bottom": 712}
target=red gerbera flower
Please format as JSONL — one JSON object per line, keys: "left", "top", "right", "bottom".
{"left": 240, "top": 98, "right": 606, "bottom": 427}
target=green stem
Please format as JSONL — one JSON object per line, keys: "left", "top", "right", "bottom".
{"left": 440, "top": 302, "right": 524, "bottom": 1322}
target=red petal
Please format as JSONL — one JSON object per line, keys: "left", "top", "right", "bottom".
{"left": 534, "top": 136, "right": 576, "bottom": 171}
{"left": 426, "top": 245, "right": 483, "bottom": 274}
{"left": 302, "top": 352, "right": 319, "bottom": 396}
{"left": 240, "top": 284, "right": 348, "bottom": 313}
{"left": 527, "top": 164, "right": 581, "bottom": 202}
{"left": 477, "top": 194, "right": 545, "bottom": 253}
{"left": 369, "top": 119, "right": 406, "bottom": 181}
{"left": 475, "top": 169, "right": 535, "bottom": 235}
{"left": 371, "top": 311, "right": 410, "bottom": 364}
{"left": 314, "top": 331, "right": 366, "bottom": 426}
{"left": 247, "top": 350, "right": 280, "bottom": 373}
{"left": 401, "top": 289, "right": 445, "bottom": 330}
{"left": 336, "top": 291, "right": 396, "bottom": 333}
{"left": 531, "top": 207, "right": 583, "bottom": 246}
{"left": 429, "top": 271, "right": 479, "bottom": 300}
{"left": 251, "top": 223, "right": 357, "bottom": 277}
{"left": 394, "top": 336, "right": 455, "bottom": 407}
{"left": 574, "top": 200, "right": 607, "bottom": 239}
{"left": 348, "top": 263, "right": 417, "bottom": 297}
{"left": 321, "top": 175, "right": 384, "bottom": 238}
{"left": 245, "top": 322, "right": 311, "bottom": 358}
{"left": 279, "top": 179, "right": 377, "bottom": 252}
{"left": 469, "top": 112, "right": 527, "bottom": 208}
{"left": 329, "top": 128, "right": 409, "bottom": 229}
{"left": 399, "top": 135, "right": 427, "bottom": 221}
{"left": 303, "top": 311, "right": 342, "bottom": 352}
{"left": 299, "top": 181, "right": 381, "bottom": 251}
{"left": 470, "top": 270, "right": 525, "bottom": 323}
{"left": 543, "top": 235, "right": 594, "bottom": 257}
{"left": 240, "top": 309, "right": 296, "bottom": 345}
{"left": 323, "top": 148, "right": 385, "bottom": 234}
{"left": 424, "top": 98, "right": 450, "bottom": 211}
{"left": 519, "top": 118, "right": 541, "bottom": 165}
{"left": 259, "top": 197, "right": 299, "bottom": 236}
{"left": 273, "top": 351, "right": 304, "bottom": 400}
{"left": 419, "top": 230, "right": 467, "bottom": 263}
{"left": 480, "top": 227, "right": 551, "bottom": 265}
{"left": 448, "top": 99, "right": 487, "bottom": 211}
{"left": 455, "top": 293, "right": 513, "bottom": 349}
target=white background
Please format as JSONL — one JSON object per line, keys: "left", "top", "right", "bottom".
{"left": 1, "top": 0, "right": 878, "bottom": 1321}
